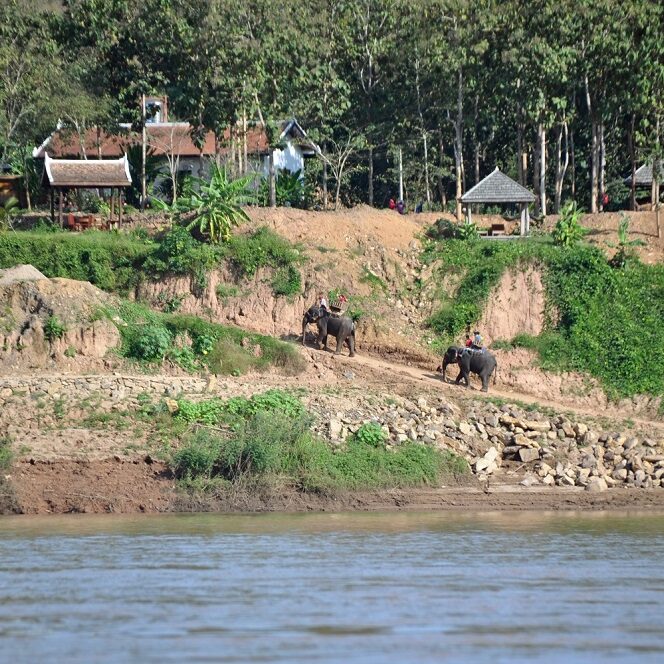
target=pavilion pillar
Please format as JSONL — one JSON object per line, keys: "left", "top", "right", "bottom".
{"left": 50, "top": 189, "right": 55, "bottom": 223}
{"left": 525, "top": 205, "right": 531, "bottom": 236}
{"left": 466, "top": 206, "right": 472, "bottom": 225}
{"left": 520, "top": 204, "right": 526, "bottom": 236}
{"left": 58, "top": 188, "right": 64, "bottom": 229}
{"left": 119, "top": 189, "right": 123, "bottom": 226}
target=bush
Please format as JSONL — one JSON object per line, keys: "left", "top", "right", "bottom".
{"left": 0, "top": 436, "right": 13, "bottom": 470}
{"left": 172, "top": 430, "right": 224, "bottom": 479}
{"left": 225, "top": 226, "right": 302, "bottom": 277}
{"left": 168, "top": 398, "right": 466, "bottom": 493}
{"left": 351, "top": 422, "right": 387, "bottom": 448}
{"left": 271, "top": 265, "right": 302, "bottom": 296}
{"left": 43, "top": 315, "right": 67, "bottom": 341}
{"left": 127, "top": 325, "right": 172, "bottom": 361}
{"left": 552, "top": 202, "right": 585, "bottom": 247}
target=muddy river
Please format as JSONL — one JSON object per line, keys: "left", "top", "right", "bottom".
{"left": 1, "top": 511, "right": 664, "bottom": 663}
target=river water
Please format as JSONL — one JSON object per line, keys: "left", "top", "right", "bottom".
{"left": 1, "top": 511, "right": 664, "bottom": 663}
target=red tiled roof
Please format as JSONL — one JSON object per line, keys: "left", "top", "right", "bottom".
{"left": 35, "top": 123, "right": 270, "bottom": 159}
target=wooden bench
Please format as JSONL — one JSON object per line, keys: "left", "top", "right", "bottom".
{"left": 490, "top": 223, "right": 506, "bottom": 236}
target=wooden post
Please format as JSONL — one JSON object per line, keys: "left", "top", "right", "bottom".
{"left": 466, "top": 205, "right": 472, "bottom": 225}
{"left": 398, "top": 147, "right": 404, "bottom": 202}
{"left": 525, "top": 205, "right": 531, "bottom": 236}
{"left": 50, "top": 188, "right": 55, "bottom": 223}
{"left": 119, "top": 189, "right": 123, "bottom": 226}
{"left": 58, "top": 189, "right": 64, "bottom": 229}
{"left": 520, "top": 203, "right": 526, "bottom": 236}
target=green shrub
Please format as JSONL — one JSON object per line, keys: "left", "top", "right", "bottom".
{"left": 172, "top": 430, "right": 224, "bottom": 479}
{"left": 351, "top": 422, "right": 387, "bottom": 448}
{"left": 423, "top": 226, "right": 664, "bottom": 398}
{"left": 552, "top": 202, "right": 585, "bottom": 247}
{"left": 0, "top": 436, "right": 13, "bottom": 470}
{"left": 271, "top": 265, "right": 302, "bottom": 296}
{"left": 0, "top": 230, "right": 152, "bottom": 292}
{"left": 43, "top": 315, "right": 66, "bottom": 341}
{"left": 128, "top": 325, "right": 172, "bottom": 361}
{"left": 225, "top": 226, "right": 302, "bottom": 277}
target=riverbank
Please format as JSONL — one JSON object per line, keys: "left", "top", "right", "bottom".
{"left": 4, "top": 456, "right": 664, "bottom": 515}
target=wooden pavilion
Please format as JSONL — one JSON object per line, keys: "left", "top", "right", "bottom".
{"left": 461, "top": 168, "right": 536, "bottom": 236}
{"left": 44, "top": 153, "right": 132, "bottom": 228}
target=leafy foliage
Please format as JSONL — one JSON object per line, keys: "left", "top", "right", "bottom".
{"left": 43, "top": 315, "right": 67, "bottom": 342}
{"left": 260, "top": 168, "right": 312, "bottom": 208}
{"left": 169, "top": 391, "right": 467, "bottom": 490}
{"left": 425, "top": 229, "right": 664, "bottom": 398}
{"left": 175, "top": 165, "right": 256, "bottom": 244}
{"left": 552, "top": 202, "right": 585, "bottom": 248}
{"left": 225, "top": 226, "right": 303, "bottom": 277}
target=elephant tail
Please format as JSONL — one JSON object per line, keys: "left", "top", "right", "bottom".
{"left": 493, "top": 361, "right": 498, "bottom": 385}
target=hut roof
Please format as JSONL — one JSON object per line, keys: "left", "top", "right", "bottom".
{"left": 44, "top": 153, "right": 131, "bottom": 188}
{"left": 623, "top": 164, "right": 653, "bottom": 187}
{"left": 461, "top": 168, "right": 535, "bottom": 204}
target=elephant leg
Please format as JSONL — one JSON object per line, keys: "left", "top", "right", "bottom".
{"left": 481, "top": 373, "right": 489, "bottom": 392}
{"left": 455, "top": 369, "right": 463, "bottom": 385}
{"left": 334, "top": 334, "right": 343, "bottom": 355}
{"left": 348, "top": 332, "right": 355, "bottom": 357}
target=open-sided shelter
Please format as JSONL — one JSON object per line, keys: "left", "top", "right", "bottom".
{"left": 43, "top": 153, "right": 131, "bottom": 228}
{"left": 461, "top": 168, "right": 536, "bottom": 236}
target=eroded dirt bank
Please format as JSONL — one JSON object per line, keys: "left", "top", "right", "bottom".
{"left": 6, "top": 458, "right": 664, "bottom": 515}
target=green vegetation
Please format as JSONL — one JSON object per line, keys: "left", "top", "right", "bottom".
{"left": 424, "top": 233, "right": 664, "bottom": 398}
{"left": 43, "top": 315, "right": 66, "bottom": 341}
{"left": 226, "top": 226, "right": 303, "bottom": 278}
{"left": 170, "top": 390, "right": 467, "bottom": 493}
{"left": 552, "top": 202, "right": 585, "bottom": 247}
{"left": 259, "top": 169, "right": 312, "bottom": 208}
{"left": 0, "top": 230, "right": 153, "bottom": 292}
{"left": 0, "top": 435, "right": 13, "bottom": 470}
{"left": 0, "top": 224, "right": 305, "bottom": 298}
{"left": 109, "top": 301, "right": 305, "bottom": 376}
{"left": 172, "top": 165, "right": 257, "bottom": 244}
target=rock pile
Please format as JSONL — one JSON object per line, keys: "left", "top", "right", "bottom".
{"left": 313, "top": 395, "right": 664, "bottom": 492}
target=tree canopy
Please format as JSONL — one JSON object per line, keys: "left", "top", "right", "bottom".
{"left": 1, "top": 0, "right": 662, "bottom": 213}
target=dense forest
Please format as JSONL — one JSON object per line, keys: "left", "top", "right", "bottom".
{"left": 0, "top": 0, "right": 662, "bottom": 214}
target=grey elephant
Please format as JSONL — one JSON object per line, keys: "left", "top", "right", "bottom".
{"left": 302, "top": 305, "right": 356, "bottom": 357}
{"left": 438, "top": 345, "right": 497, "bottom": 392}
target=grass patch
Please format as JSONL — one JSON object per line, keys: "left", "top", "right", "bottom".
{"left": 0, "top": 230, "right": 153, "bottom": 292}
{"left": 170, "top": 391, "right": 467, "bottom": 493}
{"left": 0, "top": 435, "right": 13, "bottom": 470}
{"left": 107, "top": 301, "right": 305, "bottom": 376}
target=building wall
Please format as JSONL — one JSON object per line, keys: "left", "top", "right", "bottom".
{"left": 262, "top": 140, "right": 305, "bottom": 177}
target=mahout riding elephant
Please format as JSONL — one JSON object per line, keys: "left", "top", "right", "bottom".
{"left": 302, "top": 305, "right": 356, "bottom": 357}
{"left": 438, "top": 345, "right": 497, "bottom": 392}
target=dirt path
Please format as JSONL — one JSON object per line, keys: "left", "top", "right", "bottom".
{"left": 328, "top": 350, "right": 664, "bottom": 431}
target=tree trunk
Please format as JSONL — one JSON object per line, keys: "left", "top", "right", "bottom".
{"left": 322, "top": 144, "right": 328, "bottom": 209}
{"left": 454, "top": 69, "right": 464, "bottom": 222}
{"left": 590, "top": 121, "right": 598, "bottom": 213}
{"left": 570, "top": 124, "right": 576, "bottom": 198}
{"left": 517, "top": 122, "right": 525, "bottom": 186}
{"left": 599, "top": 122, "right": 606, "bottom": 211}
{"left": 96, "top": 126, "right": 102, "bottom": 159}
{"left": 242, "top": 111, "right": 248, "bottom": 175}
{"left": 423, "top": 131, "right": 431, "bottom": 204}
{"left": 141, "top": 94, "right": 147, "bottom": 211}
{"left": 398, "top": 147, "right": 403, "bottom": 202}
{"left": 554, "top": 121, "right": 569, "bottom": 213}
{"left": 368, "top": 145, "right": 374, "bottom": 206}
{"left": 628, "top": 114, "right": 636, "bottom": 211}
{"left": 268, "top": 151, "right": 276, "bottom": 207}
{"left": 538, "top": 123, "right": 547, "bottom": 217}
{"left": 438, "top": 131, "right": 447, "bottom": 208}
{"left": 474, "top": 141, "right": 480, "bottom": 185}
{"left": 533, "top": 135, "right": 541, "bottom": 216}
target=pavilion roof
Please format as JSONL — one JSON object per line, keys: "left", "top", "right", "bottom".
{"left": 623, "top": 164, "right": 653, "bottom": 187}
{"left": 44, "top": 153, "right": 131, "bottom": 188}
{"left": 461, "top": 168, "right": 535, "bottom": 204}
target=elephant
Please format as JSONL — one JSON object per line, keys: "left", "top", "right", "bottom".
{"left": 302, "top": 305, "right": 356, "bottom": 357}
{"left": 438, "top": 345, "right": 497, "bottom": 392}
